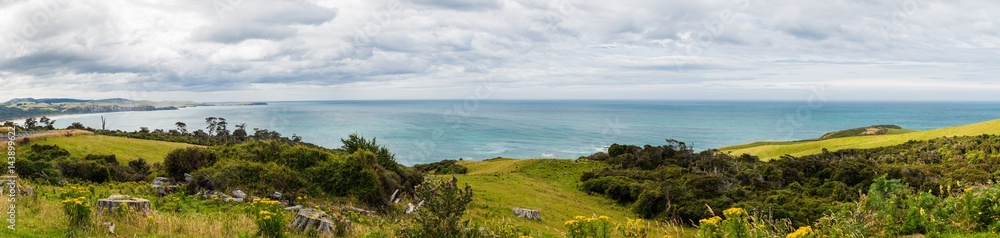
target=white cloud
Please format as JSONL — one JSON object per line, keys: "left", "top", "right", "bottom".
{"left": 1, "top": 0, "right": 999, "bottom": 101}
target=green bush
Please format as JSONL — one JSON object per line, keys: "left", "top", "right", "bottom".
{"left": 304, "top": 150, "right": 382, "bottom": 206}
{"left": 406, "top": 176, "right": 474, "bottom": 238}
{"left": 413, "top": 160, "right": 468, "bottom": 175}
{"left": 193, "top": 159, "right": 304, "bottom": 196}
{"left": 278, "top": 145, "right": 333, "bottom": 171}
{"left": 56, "top": 159, "right": 111, "bottom": 183}
{"left": 249, "top": 198, "right": 285, "bottom": 238}
{"left": 165, "top": 147, "right": 218, "bottom": 181}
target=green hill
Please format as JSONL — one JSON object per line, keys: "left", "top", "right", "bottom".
{"left": 23, "top": 134, "right": 199, "bottom": 163}
{"left": 721, "top": 118, "right": 1000, "bottom": 160}
{"left": 455, "top": 158, "right": 690, "bottom": 236}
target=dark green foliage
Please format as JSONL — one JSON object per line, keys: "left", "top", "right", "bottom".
{"left": 341, "top": 133, "right": 396, "bottom": 169}
{"left": 632, "top": 188, "right": 667, "bottom": 218}
{"left": 191, "top": 159, "right": 305, "bottom": 196}
{"left": 56, "top": 159, "right": 111, "bottom": 183}
{"left": 164, "top": 147, "right": 218, "bottom": 181}
{"left": 278, "top": 145, "right": 333, "bottom": 171}
{"left": 26, "top": 144, "right": 70, "bottom": 161}
{"left": 16, "top": 144, "right": 66, "bottom": 181}
{"left": 304, "top": 150, "right": 382, "bottom": 206}
{"left": 580, "top": 134, "right": 1000, "bottom": 226}
{"left": 84, "top": 154, "right": 118, "bottom": 165}
{"left": 413, "top": 160, "right": 468, "bottom": 175}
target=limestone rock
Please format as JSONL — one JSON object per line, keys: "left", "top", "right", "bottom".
{"left": 512, "top": 208, "right": 541, "bottom": 220}
{"left": 97, "top": 195, "right": 153, "bottom": 216}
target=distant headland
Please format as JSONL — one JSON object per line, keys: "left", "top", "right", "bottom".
{"left": 0, "top": 98, "right": 267, "bottom": 121}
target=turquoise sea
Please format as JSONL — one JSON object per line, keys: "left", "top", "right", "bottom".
{"left": 50, "top": 100, "right": 1000, "bottom": 165}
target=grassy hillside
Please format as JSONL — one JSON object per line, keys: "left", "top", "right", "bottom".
{"left": 722, "top": 118, "right": 1000, "bottom": 160}
{"left": 456, "top": 158, "right": 690, "bottom": 236}
{"left": 23, "top": 133, "right": 199, "bottom": 163}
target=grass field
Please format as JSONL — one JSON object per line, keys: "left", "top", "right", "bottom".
{"left": 22, "top": 133, "right": 199, "bottom": 164}
{"left": 721, "top": 118, "right": 1000, "bottom": 160}
{"left": 456, "top": 158, "right": 691, "bottom": 237}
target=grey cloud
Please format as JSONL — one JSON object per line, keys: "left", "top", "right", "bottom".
{"left": 412, "top": 0, "right": 504, "bottom": 11}
{"left": 2, "top": 0, "right": 1000, "bottom": 101}
{"left": 194, "top": 23, "right": 298, "bottom": 43}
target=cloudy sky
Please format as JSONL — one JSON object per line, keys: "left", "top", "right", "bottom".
{"left": 1, "top": 0, "right": 998, "bottom": 102}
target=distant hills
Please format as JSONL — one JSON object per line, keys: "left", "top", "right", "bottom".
{"left": 0, "top": 98, "right": 266, "bottom": 121}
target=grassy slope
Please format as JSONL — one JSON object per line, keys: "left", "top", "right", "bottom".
{"left": 722, "top": 119, "right": 1000, "bottom": 160}
{"left": 456, "top": 159, "right": 691, "bottom": 237}
{"left": 23, "top": 133, "right": 198, "bottom": 163}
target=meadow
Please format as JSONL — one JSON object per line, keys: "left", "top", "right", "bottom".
{"left": 4, "top": 117, "right": 1000, "bottom": 237}
{"left": 3, "top": 132, "right": 689, "bottom": 237}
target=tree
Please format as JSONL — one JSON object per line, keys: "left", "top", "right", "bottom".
{"left": 39, "top": 116, "right": 55, "bottom": 130}
{"left": 215, "top": 117, "right": 229, "bottom": 138}
{"left": 205, "top": 117, "right": 218, "bottom": 137}
{"left": 175, "top": 122, "right": 188, "bottom": 135}
{"left": 232, "top": 123, "right": 248, "bottom": 141}
{"left": 23, "top": 117, "right": 37, "bottom": 130}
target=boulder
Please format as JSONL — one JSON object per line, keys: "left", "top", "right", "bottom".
{"left": 287, "top": 208, "right": 351, "bottom": 235}
{"left": 512, "top": 208, "right": 542, "bottom": 220}
{"left": 152, "top": 177, "right": 169, "bottom": 186}
{"left": 232, "top": 189, "right": 246, "bottom": 199}
{"left": 97, "top": 195, "right": 153, "bottom": 216}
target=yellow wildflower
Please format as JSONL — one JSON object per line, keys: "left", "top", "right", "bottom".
{"left": 75, "top": 200, "right": 82, "bottom": 205}
{"left": 723, "top": 207, "right": 747, "bottom": 218}
{"left": 699, "top": 216, "right": 722, "bottom": 226}
{"left": 564, "top": 220, "right": 576, "bottom": 226}
{"left": 574, "top": 215, "right": 586, "bottom": 220}
{"left": 599, "top": 215, "right": 611, "bottom": 220}
{"left": 786, "top": 226, "right": 814, "bottom": 238}
{"left": 920, "top": 208, "right": 925, "bottom": 216}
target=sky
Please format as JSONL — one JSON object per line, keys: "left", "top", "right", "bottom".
{"left": 1, "top": 0, "right": 999, "bottom": 102}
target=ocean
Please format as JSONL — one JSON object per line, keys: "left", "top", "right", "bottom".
{"left": 50, "top": 100, "right": 1000, "bottom": 165}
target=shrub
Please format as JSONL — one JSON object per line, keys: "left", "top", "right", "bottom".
{"left": 341, "top": 133, "right": 396, "bottom": 169}
{"left": 304, "top": 150, "right": 381, "bottom": 206}
{"left": 56, "top": 159, "right": 111, "bottom": 183}
{"left": 720, "top": 208, "right": 749, "bottom": 238}
{"left": 278, "top": 145, "right": 333, "bottom": 171}
{"left": 413, "top": 160, "right": 468, "bottom": 175}
{"left": 616, "top": 217, "right": 646, "bottom": 238}
{"left": 249, "top": 198, "right": 285, "bottom": 238}
{"left": 60, "top": 186, "right": 93, "bottom": 232}
{"left": 165, "top": 147, "right": 218, "bottom": 181}
{"left": 698, "top": 216, "right": 722, "bottom": 238}
{"left": 407, "top": 176, "right": 474, "bottom": 238}
{"left": 633, "top": 188, "right": 667, "bottom": 218}
{"left": 26, "top": 144, "right": 70, "bottom": 161}
{"left": 193, "top": 159, "right": 304, "bottom": 196}
{"left": 565, "top": 215, "right": 612, "bottom": 238}
{"left": 61, "top": 196, "right": 91, "bottom": 229}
